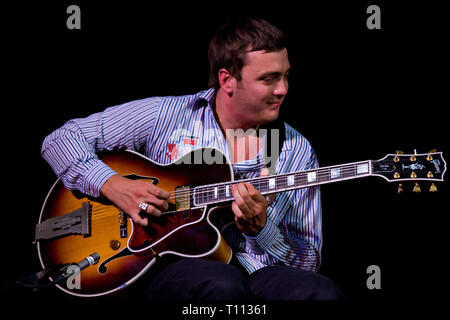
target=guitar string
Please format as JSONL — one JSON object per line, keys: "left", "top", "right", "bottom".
{"left": 91, "top": 165, "right": 370, "bottom": 221}
{"left": 90, "top": 206, "right": 188, "bottom": 222}
{"left": 131, "top": 156, "right": 434, "bottom": 203}
{"left": 116, "top": 154, "right": 432, "bottom": 202}
{"left": 89, "top": 164, "right": 371, "bottom": 221}
{"left": 173, "top": 169, "right": 431, "bottom": 202}
{"left": 90, "top": 165, "right": 427, "bottom": 224}
{"left": 164, "top": 164, "right": 371, "bottom": 200}
{"left": 93, "top": 165, "right": 372, "bottom": 210}
{"left": 81, "top": 157, "right": 436, "bottom": 222}
{"left": 166, "top": 153, "right": 435, "bottom": 200}
{"left": 112, "top": 165, "right": 371, "bottom": 208}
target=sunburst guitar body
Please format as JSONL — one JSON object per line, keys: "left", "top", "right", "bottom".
{"left": 36, "top": 148, "right": 234, "bottom": 297}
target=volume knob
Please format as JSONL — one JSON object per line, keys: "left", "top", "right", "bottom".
{"left": 110, "top": 239, "right": 121, "bottom": 250}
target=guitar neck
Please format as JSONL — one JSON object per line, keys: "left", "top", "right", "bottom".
{"left": 193, "top": 160, "right": 372, "bottom": 206}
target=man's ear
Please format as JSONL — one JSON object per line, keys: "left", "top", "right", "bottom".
{"left": 218, "top": 68, "right": 235, "bottom": 96}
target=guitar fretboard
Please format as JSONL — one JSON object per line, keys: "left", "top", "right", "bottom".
{"left": 193, "top": 160, "right": 372, "bottom": 206}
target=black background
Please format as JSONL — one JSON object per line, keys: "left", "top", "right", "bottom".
{"left": 2, "top": 0, "right": 449, "bottom": 315}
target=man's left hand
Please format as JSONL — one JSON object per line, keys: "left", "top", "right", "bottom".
{"left": 231, "top": 168, "right": 274, "bottom": 236}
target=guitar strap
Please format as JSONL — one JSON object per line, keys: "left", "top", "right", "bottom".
{"left": 259, "top": 117, "right": 286, "bottom": 175}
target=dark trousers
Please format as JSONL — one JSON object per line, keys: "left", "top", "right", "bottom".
{"left": 132, "top": 256, "right": 343, "bottom": 300}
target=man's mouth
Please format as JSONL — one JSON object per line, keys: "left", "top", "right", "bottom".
{"left": 268, "top": 101, "right": 282, "bottom": 108}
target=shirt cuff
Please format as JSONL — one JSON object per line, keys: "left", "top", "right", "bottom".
{"left": 82, "top": 160, "right": 118, "bottom": 197}
{"left": 244, "top": 217, "right": 280, "bottom": 254}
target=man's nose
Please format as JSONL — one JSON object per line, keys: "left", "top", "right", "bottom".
{"left": 273, "top": 79, "right": 288, "bottom": 97}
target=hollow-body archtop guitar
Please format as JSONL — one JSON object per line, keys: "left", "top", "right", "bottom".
{"left": 35, "top": 148, "right": 446, "bottom": 297}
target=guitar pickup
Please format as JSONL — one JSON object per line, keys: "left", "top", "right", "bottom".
{"left": 175, "top": 185, "right": 190, "bottom": 211}
{"left": 35, "top": 202, "right": 91, "bottom": 241}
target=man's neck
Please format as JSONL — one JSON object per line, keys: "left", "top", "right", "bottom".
{"left": 214, "top": 89, "right": 263, "bottom": 163}
{"left": 214, "top": 89, "right": 258, "bottom": 133}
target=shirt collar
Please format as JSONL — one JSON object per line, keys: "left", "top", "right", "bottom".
{"left": 191, "top": 88, "right": 216, "bottom": 109}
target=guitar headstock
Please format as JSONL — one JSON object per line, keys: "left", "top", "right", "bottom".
{"left": 372, "top": 150, "right": 446, "bottom": 193}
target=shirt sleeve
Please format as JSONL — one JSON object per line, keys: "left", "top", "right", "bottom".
{"left": 41, "top": 96, "right": 161, "bottom": 197}
{"left": 243, "top": 143, "right": 322, "bottom": 272}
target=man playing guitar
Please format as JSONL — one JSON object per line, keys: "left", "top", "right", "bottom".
{"left": 41, "top": 17, "right": 342, "bottom": 300}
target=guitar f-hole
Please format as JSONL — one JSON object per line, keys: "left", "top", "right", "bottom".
{"left": 122, "top": 173, "right": 159, "bottom": 185}
{"left": 98, "top": 248, "right": 132, "bottom": 274}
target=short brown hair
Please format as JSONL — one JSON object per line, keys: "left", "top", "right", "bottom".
{"left": 208, "top": 17, "right": 288, "bottom": 89}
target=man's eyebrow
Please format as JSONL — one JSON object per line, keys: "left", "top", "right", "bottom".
{"left": 259, "top": 69, "right": 290, "bottom": 78}
{"left": 260, "top": 72, "right": 282, "bottom": 78}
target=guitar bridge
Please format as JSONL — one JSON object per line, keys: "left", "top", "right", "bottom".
{"left": 35, "top": 202, "right": 91, "bottom": 241}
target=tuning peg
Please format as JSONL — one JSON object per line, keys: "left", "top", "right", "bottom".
{"left": 394, "top": 150, "right": 403, "bottom": 162}
{"left": 429, "top": 183, "right": 438, "bottom": 192}
{"left": 427, "top": 149, "right": 437, "bottom": 161}
{"left": 397, "top": 183, "right": 404, "bottom": 194}
{"left": 413, "top": 183, "right": 421, "bottom": 193}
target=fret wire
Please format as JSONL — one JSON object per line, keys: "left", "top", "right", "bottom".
{"left": 170, "top": 162, "right": 371, "bottom": 199}
{"left": 190, "top": 162, "right": 371, "bottom": 204}
{"left": 197, "top": 164, "right": 368, "bottom": 195}
{"left": 174, "top": 163, "right": 368, "bottom": 197}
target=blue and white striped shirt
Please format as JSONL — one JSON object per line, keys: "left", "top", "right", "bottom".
{"left": 41, "top": 88, "right": 322, "bottom": 273}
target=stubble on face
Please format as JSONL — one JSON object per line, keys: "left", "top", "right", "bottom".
{"left": 232, "top": 48, "right": 290, "bottom": 127}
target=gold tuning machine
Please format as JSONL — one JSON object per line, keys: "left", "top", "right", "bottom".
{"left": 394, "top": 151, "right": 404, "bottom": 163}
{"left": 413, "top": 183, "right": 421, "bottom": 193}
{"left": 429, "top": 183, "right": 438, "bottom": 192}
{"left": 427, "top": 149, "right": 437, "bottom": 161}
{"left": 397, "top": 183, "right": 404, "bottom": 194}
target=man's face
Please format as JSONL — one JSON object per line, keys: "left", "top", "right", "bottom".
{"left": 232, "top": 48, "right": 290, "bottom": 126}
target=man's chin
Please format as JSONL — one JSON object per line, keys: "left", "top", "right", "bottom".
{"left": 259, "top": 109, "right": 280, "bottom": 125}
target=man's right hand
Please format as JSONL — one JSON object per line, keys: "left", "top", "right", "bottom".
{"left": 100, "top": 174, "right": 170, "bottom": 227}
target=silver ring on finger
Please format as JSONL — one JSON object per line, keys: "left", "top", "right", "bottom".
{"left": 139, "top": 201, "right": 149, "bottom": 212}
